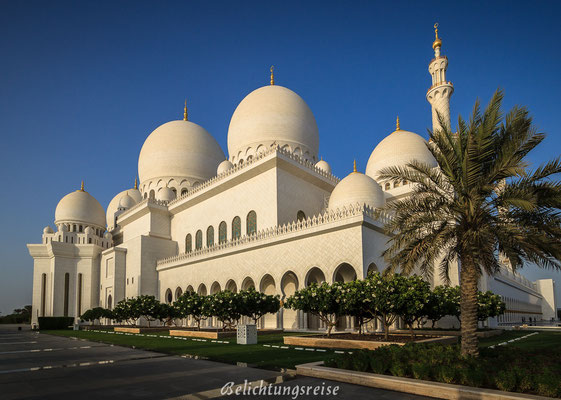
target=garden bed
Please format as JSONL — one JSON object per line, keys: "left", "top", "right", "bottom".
{"left": 169, "top": 329, "right": 236, "bottom": 339}
{"left": 317, "top": 343, "right": 561, "bottom": 398}
{"left": 391, "top": 329, "right": 503, "bottom": 338}
{"left": 284, "top": 333, "right": 457, "bottom": 350}
{"left": 114, "top": 327, "right": 171, "bottom": 334}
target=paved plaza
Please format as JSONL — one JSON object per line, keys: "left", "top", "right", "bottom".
{"left": 0, "top": 325, "right": 428, "bottom": 399}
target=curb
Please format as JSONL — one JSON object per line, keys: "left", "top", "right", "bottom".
{"left": 295, "top": 361, "right": 552, "bottom": 400}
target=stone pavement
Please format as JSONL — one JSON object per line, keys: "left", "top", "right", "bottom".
{"left": 0, "top": 324, "right": 429, "bottom": 399}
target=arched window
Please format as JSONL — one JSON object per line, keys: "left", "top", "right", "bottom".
{"left": 107, "top": 295, "right": 112, "bottom": 310}
{"left": 219, "top": 221, "right": 227, "bottom": 244}
{"left": 185, "top": 234, "right": 192, "bottom": 253}
{"left": 246, "top": 211, "right": 257, "bottom": 235}
{"left": 206, "top": 226, "right": 214, "bottom": 247}
{"left": 384, "top": 182, "right": 391, "bottom": 190}
{"left": 195, "top": 230, "right": 203, "bottom": 250}
{"left": 41, "top": 273, "right": 47, "bottom": 317}
{"left": 297, "top": 210, "right": 306, "bottom": 221}
{"left": 232, "top": 217, "right": 241, "bottom": 240}
{"left": 402, "top": 179, "right": 408, "bottom": 185}
{"left": 181, "top": 188, "right": 188, "bottom": 196}
{"left": 149, "top": 189, "right": 155, "bottom": 199}
{"left": 394, "top": 181, "right": 400, "bottom": 188}
{"left": 144, "top": 192, "right": 148, "bottom": 199}
{"left": 165, "top": 289, "right": 173, "bottom": 304}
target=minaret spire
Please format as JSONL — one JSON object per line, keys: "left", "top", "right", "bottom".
{"left": 352, "top": 159, "right": 357, "bottom": 173}
{"left": 396, "top": 115, "right": 400, "bottom": 131}
{"left": 134, "top": 177, "right": 138, "bottom": 190}
{"left": 183, "top": 99, "right": 188, "bottom": 121}
{"left": 270, "top": 65, "right": 275, "bottom": 85}
{"left": 426, "top": 22, "right": 453, "bottom": 133}
{"left": 80, "top": 180, "right": 85, "bottom": 191}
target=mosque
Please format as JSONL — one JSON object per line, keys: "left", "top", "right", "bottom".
{"left": 28, "top": 26, "right": 557, "bottom": 329}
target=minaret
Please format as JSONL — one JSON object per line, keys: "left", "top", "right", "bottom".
{"left": 426, "top": 23, "right": 454, "bottom": 133}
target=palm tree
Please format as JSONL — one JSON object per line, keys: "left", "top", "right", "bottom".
{"left": 379, "top": 90, "right": 561, "bottom": 356}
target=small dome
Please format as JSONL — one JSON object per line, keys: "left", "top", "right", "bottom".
{"left": 315, "top": 159, "right": 332, "bottom": 174}
{"left": 227, "top": 85, "right": 319, "bottom": 163}
{"left": 138, "top": 120, "right": 225, "bottom": 185}
{"left": 156, "top": 186, "right": 175, "bottom": 202}
{"left": 84, "top": 226, "right": 94, "bottom": 235}
{"left": 55, "top": 189, "right": 106, "bottom": 229}
{"left": 119, "top": 193, "right": 136, "bottom": 209}
{"left": 328, "top": 171, "right": 384, "bottom": 211}
{"left": 104, "top": 231, "right": 112, "bottom": 240}
{"left": 43, "top": 226, "right": 54, "bottom": 234}
{"left": 58, "top": 224, "right": 68, "bottom": 232}
{"left": 217, "top": 160, "right": 234, "bottom": 175}
{"left": 106, "top": 188, "right": 143, "bottom": 228}
{"left": 365, "top": 129, "right": 437, "bottom": 181}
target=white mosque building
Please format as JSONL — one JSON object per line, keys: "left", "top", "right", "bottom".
{"left": 28, "top": 26, "right": 556, "bottom": 329}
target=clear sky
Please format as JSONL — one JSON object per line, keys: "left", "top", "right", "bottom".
{"left": 1, "top": 0, "right": 560, "bottom": 316}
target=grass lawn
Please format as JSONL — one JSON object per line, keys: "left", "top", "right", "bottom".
{"left": 478, "top": 330, "right": 561, "bottom": 349}
{"left": 45, "top": 330, "right": 335, "bottom": 370}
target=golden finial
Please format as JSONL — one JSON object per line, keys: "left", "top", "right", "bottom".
{"left": 270, "top": 65, "right": 274, "bottom": 85}
{"left": 183, "top": 99, "right": 188, "bottom": 121}
{"left": 80, "top": 180, "right": 85, "bottom": 191}
{"left": 353, "top": 159, "right": 357, "bottom": 173}
{"left": 433, "top": 22, "right": 442, "bottom": 49}
{"left": 396, "top": 115, "right": 401, "bottom": 131}
{"left": 134, "top": 177, "right": 138, "bottom": 190}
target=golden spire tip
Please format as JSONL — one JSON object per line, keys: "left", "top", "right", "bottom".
{"left": 432, "top": 22, "right": 442, "bottom": 49}
{"left": 134, "top": 177, "right": 138, "bottom": 190}
{"left": 434, "top": 22, "right": 439, "bottom": 39}
{"left": 396, "top": 115, "right": 400, "bottom": 131}
{"left": 80, "top": 180, "right": 84, "bottom": 191}
{"left": 270, "top": 65, "right": 274, "bottom": 85}
{"left": 353, "top": 159, "right": 357, "bottom": 173}
{"left": 183, "top": 99, "right": 188, "bottom": 121}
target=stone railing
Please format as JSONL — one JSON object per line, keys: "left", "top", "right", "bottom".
{"left": 157, "top": 202, "right": 384, "bottom": 267}
{"left": 116, "top": 197, "right": 170, "bottom": 223}
{"left": 167, "top": 146, "right": 340, "bottom": 207}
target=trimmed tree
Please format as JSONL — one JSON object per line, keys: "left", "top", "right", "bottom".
{"left": 339, "top": 279, "right": 374, "bottom": 335}
{"left": 207, "top": 291, "right": 242, "bottom": 331}
{"left": 239, "top": 288, "right": 281, "bottom": 326}
{"left": 174, "top": 292, "right": 209, "bottom": 330}
{"left": 285, "top": 282, "right": 345, "bottom": 337}
{"left": 397, "top": 275, "right": 431, "bottom": 338}
{"left": 477, "top": 291, "right": 506, "bottom": 324}
{"left": 425, "top": 285, "right": 461, "bottom": 328}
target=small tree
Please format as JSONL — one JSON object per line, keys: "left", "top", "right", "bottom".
{"left": 339, "top": 279, "right": 374, "bottom": 335}
{"left": 397, "top": 275, "right": 431, "bottom": 338}
{"left": 425, "top": 285, "right": 461, "bottom": 328}
{"left": 477, "top": 291, "right": 506, "bottom": 324}
{"left": 174, "top": 292, "right": 209, "bottom": 330}
{"left": 113, "top": 298, "right": 142, "bottom": 326}
{"left": 80, "top": 307, "right": 106, "bottom": 325}
{"left": 207, "top": 291, "right": 243, "bottom": 330}
{"left": 135, "top": 295, "right": 162, "bottom": 327}
{"left": 239, "top": 288, "right": 281, "bottom": 326}
{"left": 365, "top": 272, "right": 407, "bottom": 340}
{"left": 285, "top": 282, "right": 345, "bottom": 337}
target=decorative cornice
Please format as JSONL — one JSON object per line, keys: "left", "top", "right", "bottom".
{"left": 157, "top": 202, "right": 387, "bottom": 268}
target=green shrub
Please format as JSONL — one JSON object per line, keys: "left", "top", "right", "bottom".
{"left": 535, "top": 370, "right": 561, "bottom": 398}
{"left": 494, "top": 370, "right": 517, "bottom": 392}
{"left": 435, "top": 365, "right": 457, "bottom": 384}
{"left": 458, "top": 367, "right": 485, "bottom": 387}
{"left": 351, "top": 351, "right": 371, "bottom": 372}
{"left": 389, "top": 362, "right": 408, "bottom": 377}
{"left": 369, "top": 354, "right": 391, "bottom": 374}
{"left": 38, "top": 317, "right": 74, "bottom": 330}
{"left": 411, "top": 362, "right": 431, "bottom": 380}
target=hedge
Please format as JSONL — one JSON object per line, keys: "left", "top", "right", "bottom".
{"left": 38, "top": 317, "right": 75, "bottom": 330}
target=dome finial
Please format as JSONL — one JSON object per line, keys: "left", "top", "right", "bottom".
{"left": 270, "top": 65, "right": 274, "bottom": 85}
{"left": 183, "top": 99, "right": 188, "bottom": 121}
{"left": 353, "top": 159, "right": 357, "bottom": 173}
{"left": 134, "top": 177, "right": 138, "bottom": 189}
{"left": 432, "top": 22, "right": 442, "bottom": 50}
{"left": 396, "top": 115, "right": 401, "bottom": 131}
{"left": 80, "top": 180, "right": 85, "bottom": 191}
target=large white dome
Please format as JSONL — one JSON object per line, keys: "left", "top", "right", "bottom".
{"left": 365, "top": 129, "right": 437, "bottom": 181}
{"left": 138, "top": 120, "right": 225, "bottom": 186}
{"left": 227, "top": 85, "right": 319, "bottom": 163}
{"left": 55, "top": 188, "right": 106, "bottom": 229}
{"left": 328, "top": 171, "right": 385, "bottom": 211}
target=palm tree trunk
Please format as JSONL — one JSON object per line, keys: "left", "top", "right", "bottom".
{"left": 460, "top": 256, "right": 479, "bottom": 357}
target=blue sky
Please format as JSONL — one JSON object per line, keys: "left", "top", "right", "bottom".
{"left": 1, "top": 0, "right": 560, "bottom": 315}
